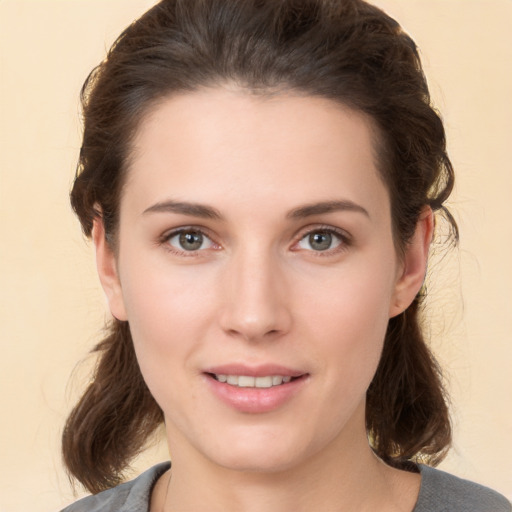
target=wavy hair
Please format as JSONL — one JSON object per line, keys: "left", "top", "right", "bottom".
{"left": 64, "top": 0, "right": 457, "bottom": 493}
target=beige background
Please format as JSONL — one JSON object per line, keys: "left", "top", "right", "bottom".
{"left": 1, "top": 0, "right": 511, "bottom": 510}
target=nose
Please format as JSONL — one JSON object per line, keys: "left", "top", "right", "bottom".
{"left": 218, "top": 247, "right": 292, "bottom": 342}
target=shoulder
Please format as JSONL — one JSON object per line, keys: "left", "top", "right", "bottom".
{"left": 59, "top": 462, "right": 171, "bottom": 512}
{"left": 415, "top": 464, "right": 511, "bottom": 512}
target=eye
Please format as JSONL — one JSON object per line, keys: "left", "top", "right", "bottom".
{"left": 295, "top": 229, "right": 346, "bottom": 252}
{"left": 166, "top": 229, "right": 216, "bottom": 252}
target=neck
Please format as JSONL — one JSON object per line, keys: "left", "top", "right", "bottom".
{"left": 159, "top": 408, "right": 420, "bottom": 512}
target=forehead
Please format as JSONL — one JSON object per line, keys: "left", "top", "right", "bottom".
{"left": 123, "top": 88, "right": 389, "bottom": 219}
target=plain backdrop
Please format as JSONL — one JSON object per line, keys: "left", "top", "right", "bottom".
{"left": 0, "top": 0, "right": 511, "bottom": 510}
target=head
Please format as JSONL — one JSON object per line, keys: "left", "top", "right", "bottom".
{"left": 64, "top": 0, "right": 456, "bottom": 493}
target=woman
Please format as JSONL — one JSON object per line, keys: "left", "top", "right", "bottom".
{"left": 61, "top": 0, "right": 511, "bottom": 510}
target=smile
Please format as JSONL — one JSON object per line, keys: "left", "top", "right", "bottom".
{"left": 212, "top": 374, "right": 293, "bottom": 388}
{"left": 205, "top": 369, "right": 308, "bottom": 413}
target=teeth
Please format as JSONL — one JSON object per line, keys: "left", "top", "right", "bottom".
{"left": 214, "top": 374, "right": 295, "bottom": 388}
{"left": 255, "top": 376, "right": 272, "bottom": 388}
{"left": 272, "top": 376, "right": 282, "bottom": 385}
{"left": 238, "top": 376, "right": 255, "bottom": 387}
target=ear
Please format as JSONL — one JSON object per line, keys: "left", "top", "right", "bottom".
{"left": 92, "top": 216, "right": 128, "bottom": 321}
{"left": 389, "top": 207, "right": 434, "bottom": 318}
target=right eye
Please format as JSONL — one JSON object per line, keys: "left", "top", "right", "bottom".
{"left": 297, "top": 230, "right": 343, "bottom": 252}
{"left": 165, "top": 229, "right": 216, "bottom": 253}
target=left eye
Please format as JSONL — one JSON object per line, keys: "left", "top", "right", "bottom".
{"left": 167, "top": 230, "right": 215, "bottom": 251}
{"left": 297, "top": 230, "right": 343, "bottom": 252}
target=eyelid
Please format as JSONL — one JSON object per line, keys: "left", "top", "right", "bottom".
{"left": 291, "top": 224, "right": 352, "bottom": 254}
{"left": 159, "top": 225, "right": 221, "bottom": 256}
{"left": 157, "top": 223, "right": 352, "bottom": 257}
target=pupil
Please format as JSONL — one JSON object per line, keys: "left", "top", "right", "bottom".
{"left": 179, "top": 231, "right": 203, "bottom": 250}
{"left": 310, "top": 232, "right": 332, "bottom": 251}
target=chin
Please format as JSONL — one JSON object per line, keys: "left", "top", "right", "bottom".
{"left": 214, "top": 447, "right": 306, "bottom": 474}
{"left": 196, "top": 423, "right": 323, "bottom": 475}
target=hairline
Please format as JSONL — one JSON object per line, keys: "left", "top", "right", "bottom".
{"left": 112, "top": 83, "right": 401, "bottom": 252}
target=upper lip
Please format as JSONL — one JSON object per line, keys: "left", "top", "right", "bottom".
{"left": 203, "top": 364, "right": 306, "bottom": 378}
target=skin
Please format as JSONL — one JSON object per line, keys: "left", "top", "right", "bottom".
{"left": 94, "top": 88, "right": 432, "bottom": 511}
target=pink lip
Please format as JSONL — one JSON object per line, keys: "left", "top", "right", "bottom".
{"left": 204, "top": 363, "right": 305, "bottom": 378}
{"left": 203, "top": 364, "right": 309, "bottom": 414}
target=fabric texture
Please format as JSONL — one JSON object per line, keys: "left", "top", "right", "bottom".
{"left": 414, "top": 465, "right": 510, "bottom": 512}
{"left": 60, "top": 462, "right": 170, "bottom": 512}
{"left": 60, "top": 462, "right": 511, "bottom": 512}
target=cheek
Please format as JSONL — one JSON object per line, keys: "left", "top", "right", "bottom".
{"left": 299, "top": 252, "right": 395, "bottom": 332}
{"left": 296, "top": 256, "right": 396, "bottom": 385}
{"left": 118, "top": 257, "right": 218, "bottom": 386}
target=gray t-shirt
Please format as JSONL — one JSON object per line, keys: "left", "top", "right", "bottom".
{"left": 61, "top": 462, "right": 511, "bottom": 511}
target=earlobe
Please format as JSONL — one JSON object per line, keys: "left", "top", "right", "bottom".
{"left": 92, "top": 217, "right": 128, "bottom": 321}
{"left": 389, "top": 207, "right": 434, "bottom": 318}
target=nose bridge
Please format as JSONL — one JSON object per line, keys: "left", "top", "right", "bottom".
{"left": 219, "top": 243, "right": 291, "bottom": 341}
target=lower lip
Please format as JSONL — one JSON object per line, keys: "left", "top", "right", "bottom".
{"left": 204, "top": 374, "right": 308, "bottom": 413}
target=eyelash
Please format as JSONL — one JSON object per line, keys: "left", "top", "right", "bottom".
{"left": 159, "top": 225, "right": 352, "bottom": 257}
{"left": 292, "top": 225, "right": 352, "bottom": 257}
{"left": 159, "top": 226, "right": 220, "bottom": 257}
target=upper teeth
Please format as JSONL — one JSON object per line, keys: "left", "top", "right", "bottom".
{"left": 215, "top": 375, "right": 292, "bottom": 388}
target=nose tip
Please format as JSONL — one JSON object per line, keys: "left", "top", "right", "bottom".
{"left": 223, "top": 315, "right": 284, "bottom": 342}
{"left": 218, "top": 255, "right": 292, "bottom": 342}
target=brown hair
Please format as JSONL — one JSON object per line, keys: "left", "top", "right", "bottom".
{"left": 64, "top": 0, "right": 457, "bottom": 493}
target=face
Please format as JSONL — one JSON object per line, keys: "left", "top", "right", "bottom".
{"left": 96, "top": 88, "right": 429, "bottom": 474}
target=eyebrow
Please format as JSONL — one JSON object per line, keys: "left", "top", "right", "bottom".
{"left": 143, "top": 200, "right": 222, "bottom": 219}
{"left": 286, "top": 200, "right": 370, "bottom": 219}
{"left": 142, "top": 198, "right": 369, "bottom": 220}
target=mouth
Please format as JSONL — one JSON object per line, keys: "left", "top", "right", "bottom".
{"left": 203, "top": 367, "right": 309, "bottom": 413}
{"left": 207, "top": 373, "right": 302, "bottom": 388}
